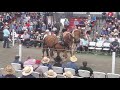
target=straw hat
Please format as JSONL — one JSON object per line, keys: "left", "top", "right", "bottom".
{"left": 22, "top": 66, "right": 33, "bottom": 76}
{"left": 63, "top": 71, "right": 74, "bottom": 78}
{"left": 44, "top": 70, "right": 57, "bottom": 78}
{"left": 114, "top": 29, "right": 118, "bottom": 32}
{"left": 4, "top": 65, "right": 15, "bottom": 75}
{"left": 41, "top": 57, "right": 50, "bottom": 64}
{"left": 46, "top": 30, "right": 49, "bottom": 32}
{"left": 36, "top": 31, "right": 39, "bottom": 34}
{"left": 114, "top": 33, "right": 118, "bottom": 36}
{"left": 70, "top": 55, "right": 77, "bottom": 62}
{"left": 111, "top": 32, "right": 114, "bottom": 35}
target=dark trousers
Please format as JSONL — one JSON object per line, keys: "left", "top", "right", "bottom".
{"left": 3, "top": 36, "right": 9, "bottom": 48}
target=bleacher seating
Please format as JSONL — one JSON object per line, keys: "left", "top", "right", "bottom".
{"left": 11, "top": 63, "right": 21, "bottom": 70}
{"left": 93, "top": 71, "right": 106, "bottom": 78}
{"left": 78, "top": 70, "right": 90, "bottom": 78}
{"left": 64, "top": 68, "right": 75, "bottom": 75}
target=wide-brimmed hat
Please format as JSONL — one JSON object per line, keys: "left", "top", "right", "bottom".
{"left": 70, "top": 55, "right": 77, "bottom": 62}
{"left": 44, "top": 70, "right": 57, "bottom": 78}
{"left": 22, "top": 66, "right": 33, "bottom": 76}
{"left": 46, "top": 30, "right": 49, "bottom": 32}
{"left": 41, "top": 57, "right": 50, "bottom": 64}
{"left": 3, "top": 65, "right": 15, "bottom": 75}
{"left": 111, "top": 32, "right": 114, "bottom": 35}
{"left": 114, "top": 33, "right": 118, "bottom": 36}
{"left": 63, "top": 71, "right": 74, "bottom": 78}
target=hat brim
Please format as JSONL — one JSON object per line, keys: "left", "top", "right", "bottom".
{"left": 63, "top": 73, "right": 74, "bottom": 78}
{"left": 22, "top": 67, "right": 33, "bottom": 76}
{"left": 41, "top": 58, "right": 50, "bottom": 64}
{"left": 70, "top": 57, "right": 77, "bottom": 62}
{"left": 44, "top": 72, "right": 57, "bottom": 78}
{"left": 4, "top": 67, "right": 15, "bottom": 75}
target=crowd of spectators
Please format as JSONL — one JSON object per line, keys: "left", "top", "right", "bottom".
{"left": 0, "top": 55, "right": 93, "bottom": 78}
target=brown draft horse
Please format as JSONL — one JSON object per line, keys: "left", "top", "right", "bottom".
{"left": 71, "top": 29, "right": 83, "bottom": 53}
{"left": 42, "top": 35, "right": 58, "bottom": 57}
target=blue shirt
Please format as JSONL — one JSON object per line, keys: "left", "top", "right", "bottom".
{"left": 3, "top": 29, "right": 10, "bottom": 37}
{"left": 74, "top": 21, "right": 79, "bottom": 26}
{"left": 64, "top": 21, "right": 69, "bottom": 26}
{"left": 64, "top": 61, "right": 78, "bottom": 71}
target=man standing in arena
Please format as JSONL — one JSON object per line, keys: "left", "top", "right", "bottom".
{"left": 3, "top": 26, "right": 10, "bottom": 48}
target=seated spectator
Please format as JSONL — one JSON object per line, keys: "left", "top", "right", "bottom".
{"left": 63, "top": 71, "right": 74, "bottom": 78}
{"left": 13, "top": 55, "right": 24, "bottom": 69}
{"left": 2, "top": 65, "right": 17, "bottom": 78}
{"left": 21, "top": 66, "right": 36, "bottom": 78}
{"left": 53, "top": 56, "right": 62, "bottom": 67}
{"left": 22, "top": 30, "right": 30, "bottom": 46}
{"left": 41, "top": 57, "right": 52, "bottom": 69}
{"left": 44, "top": 69, "right": 57, "bottom": 78}
{"left": 63, "top": 56, "right": 78, "bottom": 74}
{"left": 110, "top": 38, "right": 119, "bottom": 52}
{"left": 24, "top": 57, "right": 36, "bottom": 66}
{"left": 79, "top": 61, "right": 93, "bottom": 76}
{"left": 82, "top": 38, "right": 89, "bottom": 51}
{"left": 100, "top": 28, "right": 108, "bottom": 36}
{"left": 103, "top": 36, "right": 110, "bottom": 43}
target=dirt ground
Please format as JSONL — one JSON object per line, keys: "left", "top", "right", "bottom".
{"left": 0, "top": 42, "right": 120, "bottom": 74}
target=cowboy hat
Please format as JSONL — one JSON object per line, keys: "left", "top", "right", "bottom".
{"left": 114, "top": 33, "right": 118, "bottom": 36}
{"left": 3, "top": 65, "right": 15, "bottom": 75}
{"left": 111, "top": 32, "right": 114, "bottom": 35}
{"left": 46, "top": 30, "right": 49, "bottom": 32}
{"left": 114, "top": 29, "right": 118, "bottom": 32}
{"left": 63, "top": 71, "right": 74, "bottom": 78}
{"left": 70, "top": 55, "right": 77, "bottom": 62}
{"left": 44, "top": 70, "right": 57, "bottom": 78}
{"left": 22, "top": 66, "right": 33, "bottom": 76}
{"left": 41, "top": 57, "right": 50, "bottom": 64}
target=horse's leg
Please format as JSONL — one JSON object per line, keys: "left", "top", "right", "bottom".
{"left": 50, "top": 49, "right": 54, "bottom": 57}
{"left": 57, "top": 50, "right": 60, "bottom": 57}
{"left": 42, "top": 48, "right": 45, "bottom": 57}
{"left": 46, "top": 48, "right": 49, "bottom": 57}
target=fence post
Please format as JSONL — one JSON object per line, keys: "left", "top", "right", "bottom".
{"left": 19, "top": 44, "right": 22, "bottom": 62}
{"left": 112, "top": 52, "right": 116, "bottom": 73}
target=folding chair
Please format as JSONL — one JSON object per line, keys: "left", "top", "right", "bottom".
{"left": 0, "top": 68, "right": 5, "bottom": 76}
{"left": 11, "top": 63, "right": 21, "bottom": 70}
{"left": 93, "top": 71, "right": 106, "bottom": 78}
{"left": 52, "top": 66, "right": 63, "bottom": 74}
{"left": 88, "top": 42, "right": 96, "bottom": 53}
{"left": 39, "top": 66, "right": 48, "bottom": 73}
{"left": 73, "top": 76, "right": 83, "bottom": 78}
{"left": 57, "top": 74, "right": 66, "bottom": 78}
{"left": 102, "top": 43, "right": 110, "bottom": 51}
{"left": 15, "top": 70, "right": 23, "bottom": 78}
{"left": 102, "top": 43, "right": 110, "bottom": 55}
{"left": 64, "top": 68, "right": 75, "bottom": 75}
{"left": 78, "top": 70, "right": 90, "bottom": 78}
{"left": 95, "top": 42, "right": 103, "bottom": 54}
{"left": 32, "top": 72, "right": 40, "bottom": 78}
{"left": 107, "top": 73, "right": 120, "bottom": 78}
